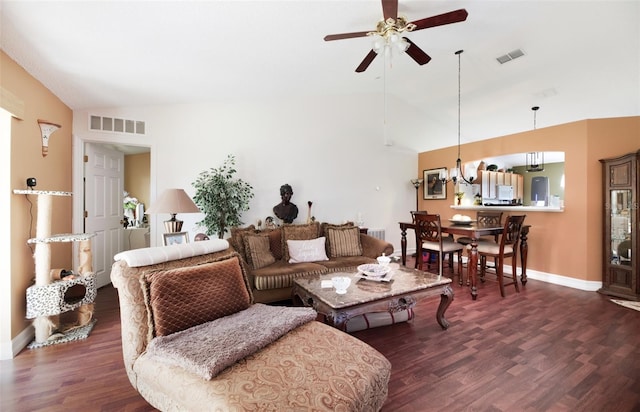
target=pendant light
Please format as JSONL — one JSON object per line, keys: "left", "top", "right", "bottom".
{"left": 526, "top": 106, "right": 545, "bottom": 172}
{"left": 440, "top": 50, "right": 475, "bottom": 185}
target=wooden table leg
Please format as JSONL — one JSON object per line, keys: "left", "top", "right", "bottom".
{"left": 400, "top": 227, "right": 408, "bottom": 266}
{"left": 468, "top": 240, "right": 479, "bottom": 300}
{"left": 520, "top": 226, "right": 529, "bottom": 285}
{"left": 436, "top": 284, "right": 454, "bottom": 330}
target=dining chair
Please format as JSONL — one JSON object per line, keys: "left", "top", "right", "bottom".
{"left": 414, "top": 213, "right": 463, "bottom": 283}
{"left": 457, "top": 210, "right": 504, "bottom": 275}
{"left": 411, "top": 210, "right": 429, "bottom": 222}
{"left": 473, "top": 214, "right": 526, "bottom": 297}
{"left": 456, "top": 210, "right": 503, "bottom": 246}
{"left": 411, "top": 211, "right": 429, "bottom": 267}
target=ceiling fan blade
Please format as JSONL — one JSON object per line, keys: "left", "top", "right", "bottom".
{"left": 381, "top": 0, "right": 398, "bottom": 21}
{"left": 324, "top": 31, "right": 370, "bottom": 41}
{"left": 410, "top": 9, "right": 468, "bottom": 31}
{"left": 355, "top": 50, "right": 378, "bottom": 73}
{"left": 404, "top": 38, "right": 431, "bottom": 65}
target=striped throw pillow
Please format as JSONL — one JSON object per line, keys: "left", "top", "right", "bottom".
{"left": 244, "top": 234, "right": 276, "bottom": 269}
{"left": 326, "top": 226, "right": 363, "bottom": 257}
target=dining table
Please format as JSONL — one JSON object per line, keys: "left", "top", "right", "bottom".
{"left": 399, "top": 221, "right": 530, "bottom": 300}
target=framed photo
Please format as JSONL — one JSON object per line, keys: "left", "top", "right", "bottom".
{"left": 424, "top": 168, "right": 447, "bottom": 200}
{"left": 163, "top": 231, "right": 189, "bottom": 246}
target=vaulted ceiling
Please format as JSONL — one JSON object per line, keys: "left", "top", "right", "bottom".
{"left": 2, "top": 1, "right": 638, "bottom": 152}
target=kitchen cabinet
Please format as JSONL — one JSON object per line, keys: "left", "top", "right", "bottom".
{"left": 478, "top": 171, "right": 524, "bottom": 203}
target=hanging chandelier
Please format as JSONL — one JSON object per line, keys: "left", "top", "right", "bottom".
{"left": 526, "top": 106, "right": 545, "bottom": 172}
{"left": 440, "top": 50, "right": 475, "bottom": 186}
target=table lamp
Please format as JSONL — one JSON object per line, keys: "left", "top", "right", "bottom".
{"left": 145, "top": 188, "right": 200, "bottom": 233}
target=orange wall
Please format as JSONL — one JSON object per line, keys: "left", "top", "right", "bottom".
{"left": 3, "top": 51, "right": 73, "bottom": 338}
{"left": 418, "top": 116, "right": 640, "bottom": 283}
{"left": 124, "top": 152, "right": 150, "bottom": 209}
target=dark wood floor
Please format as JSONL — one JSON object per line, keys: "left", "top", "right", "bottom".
{"left": 2, "top": 259, "right": 640, "bottom": 411}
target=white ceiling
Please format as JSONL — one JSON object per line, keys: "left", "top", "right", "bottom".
{"left": 1, "top": 0, "right": 639, "bottom": 153}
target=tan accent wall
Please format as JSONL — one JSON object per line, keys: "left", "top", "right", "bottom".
{"left": 418, "top": 116, "right": 640, "bottom": 283}
{"left": 3, "top": 51, "right": 73, "bottom": 338}
{"left": 124, "top": 152, "right": 150, "bottom": 212}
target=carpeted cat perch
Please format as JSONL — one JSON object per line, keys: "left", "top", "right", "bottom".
{"left": 14, "top": 189, "right": 97, "bottom": 347}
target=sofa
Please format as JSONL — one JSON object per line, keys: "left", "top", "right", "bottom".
{"left": 111, "top": 239, "right": 391, "bottom": 411}
{"left": 229, "top": 221, "right": 394, "bottom": 303}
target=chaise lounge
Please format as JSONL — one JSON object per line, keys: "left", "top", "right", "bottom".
{"left": 111, "top": 239, "right": 391, "bottom": 411}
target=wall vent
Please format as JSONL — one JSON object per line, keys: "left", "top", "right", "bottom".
{"left": 368, "top": 229, "right": 386, "bottom": 241}
{"left": 496, "top": 49, "right": 525, "bottom": 64}
{"left": 89, "top": 115, "right": 146, "bottom": 135}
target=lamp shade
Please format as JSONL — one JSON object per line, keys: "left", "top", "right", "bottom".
{"left": 146, "top": 189, "right": 200, "bottom": 215}
{"left": 145, "top": 189, "right": 200, "bottom": 233}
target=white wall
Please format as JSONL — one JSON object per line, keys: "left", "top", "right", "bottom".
{"left": 73, "top": 93, "right": 422, "bottom": 254}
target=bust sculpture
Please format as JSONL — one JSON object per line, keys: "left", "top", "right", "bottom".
{"left": 273, "top": 184, "right": 298, "bottom": 224}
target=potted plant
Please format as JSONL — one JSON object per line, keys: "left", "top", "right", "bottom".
{"left": 192, "top": 155, "right": 254, "bottom": 239}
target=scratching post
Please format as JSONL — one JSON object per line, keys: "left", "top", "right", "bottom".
{"left": 34, "top": 194, "right": 53, "bottom": 285}
{"left": 77, "top": 239, "right": 93, "bottom": 275}
{"left": 14, "top": 189, "right": 96, "bottom": 344}
{"left": 33, "top": 193, "right": 54, "bottom": 342}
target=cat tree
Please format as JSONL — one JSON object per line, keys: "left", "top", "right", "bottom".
{"left": 14, "top": 189, "right": 96, "bottom": 344}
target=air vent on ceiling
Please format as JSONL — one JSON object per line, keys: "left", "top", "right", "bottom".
{"left": 496, "top": 49, "right": 525, "bottom": 64}
{"left": 89, "top": 115, "right": 146, "bottom": 135}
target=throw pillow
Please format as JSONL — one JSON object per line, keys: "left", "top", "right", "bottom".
{"left": 287, "top": 237, "right": 329, "bottom": 263}
{"left": 141, "top": 255, "right": 251, "bottom": 338}
{"left": 320, "top": 221, "right": 354, "bottom": 237}
{"left": 282, "top": 222, "right": 320, "bottom": 261}
{"left": 326, "top": 226, "right": 363, "bottom": 257}
{"left": 243, "top": 234, "right": 276, "bottom": 269}
{"left": 229, "top": 225, "right": 257, "bottom": 262}
{"left": 262, "top": 227, "right": 283, "bottom": 261}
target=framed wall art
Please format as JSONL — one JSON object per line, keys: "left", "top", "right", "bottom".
{"left": 424, "top": 168, "right": 447, "bottom": 200}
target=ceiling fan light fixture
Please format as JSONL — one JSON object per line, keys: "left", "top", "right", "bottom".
{"left": 398, "top": 37, "right": 410, "bottom": 52}
{"left": 325, "top": 1, "right": 468, "bottom": 72}
{"left": 372, "top": 35, "right": 385, "bottom": 53}
{"left": 371, "top": 30, "right": 409, "bottom": 56}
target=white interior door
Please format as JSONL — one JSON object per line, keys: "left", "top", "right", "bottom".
{"left": 84, "top": 143, "right": 124, "bottom": 288}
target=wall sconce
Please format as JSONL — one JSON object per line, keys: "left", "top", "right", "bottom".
{"left": 38, "top": 119, "right": 61, "bottom": 157}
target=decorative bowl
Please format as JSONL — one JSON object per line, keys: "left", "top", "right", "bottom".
{"left": 357, "top": 263, "right": 391, "bottom": 278}
{"left": 376, "top": 255, "right": 391, "bottom": 266}
{"left": 331, "top": 276, "right": 351, "bottom": 294}
{"left": 448, "top": 219, "right": 476, "bottom": 225}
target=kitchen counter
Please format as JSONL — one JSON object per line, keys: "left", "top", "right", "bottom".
{"left": 451, "top": 205, "right": 564, "bottom": 213}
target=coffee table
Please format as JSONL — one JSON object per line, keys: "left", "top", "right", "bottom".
{"left": 292, "top": 264, "right": 454, "bottom": 331}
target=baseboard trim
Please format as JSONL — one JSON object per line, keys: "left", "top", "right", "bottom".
{"left": 523, "top": 269, "right": 602, "bottom": 292}
{"left": 0, "top": 325, "right": 34, "bottom": 360}
{"left": 395, "top": 249, "right": 602, "bottom": 293}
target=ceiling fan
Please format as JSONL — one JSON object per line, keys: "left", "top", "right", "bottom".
{"left": 324, "top": 0, "right": 468, "bottom": 72}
